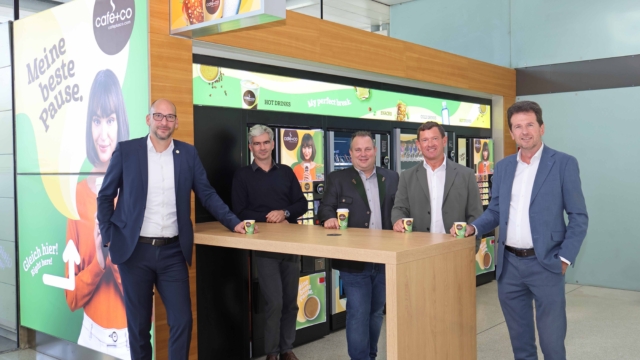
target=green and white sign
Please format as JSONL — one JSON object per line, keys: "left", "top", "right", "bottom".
{"left": 193, "top": 64, "right": 491, "bottom": 129}
{"left": 296, "top": 272, "right": 327, "bottom": 330}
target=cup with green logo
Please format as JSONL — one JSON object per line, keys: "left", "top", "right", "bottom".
{"left": 244, "top": 220, "right": 256, "bottom": 234}
{"left": 454, "top": 222, "right": 467, "bottom": 238}
{"left": 337, "top": 209, "right": 349, "bottom": 230}
{"left": 402, "top": 218, "right": 413, "bottom": 233}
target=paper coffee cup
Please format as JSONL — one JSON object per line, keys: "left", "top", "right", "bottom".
{"left": 240, "top": 80, "right": 259, "bottom": 110}
{"left": 337, "top": 208, "right": 349, "bottom": 230}
{"left": 244, "top": 220, "right": 255, "bottom": 234}
{"left": 454, "top": 222, "right": 467, "bottom": 238}
{"left": 402, "top": 218, "right": 413, "bottom": 232}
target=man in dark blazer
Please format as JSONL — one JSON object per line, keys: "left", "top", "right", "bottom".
{"left": 97, "top": 99, "right": 245, "bottom": 360}
{"left": 392, "top": 122, "right": 483, "bottom": 234}
{"left": 319, "top": 131, "right": 399, "bottom": 360}
{"left": 459, "top": 101, "right": 588, "bottom": 360}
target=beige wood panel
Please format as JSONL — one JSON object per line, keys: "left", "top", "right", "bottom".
{"left": 196, "top": 11, "right": 516, "bottom": 98}
{"left": 503, "top": 96, "right": 517, "bottom": 156}
{"left": 195, "top": 222, "right": 474, "bottom": 265}
{"left": 386, "top": 247, "right": 476, "bottom": 360}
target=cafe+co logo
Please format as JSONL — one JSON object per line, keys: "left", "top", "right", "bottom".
{"left": 93, "top": 0, "right": 136, "bottom": 55}
{"left": 282, "top": 129, "right": 299, "bottom": 151}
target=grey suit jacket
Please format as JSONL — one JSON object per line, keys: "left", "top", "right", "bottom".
{"left": 391, "top": 159, "right": 483, "bottom": 232}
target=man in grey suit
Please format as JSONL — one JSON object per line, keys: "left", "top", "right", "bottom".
{"left": 392, "top": 121, "right": 483, "bottom": 233}
{"left": 458, "top": 101, "right": 588, "bottom": 360}
{"left": 319, "top": 131, "right": 399, "bottom": 360}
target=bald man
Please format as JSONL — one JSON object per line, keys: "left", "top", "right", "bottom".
{"left": 98, "top": 99, "right": 246, "bottom": 359}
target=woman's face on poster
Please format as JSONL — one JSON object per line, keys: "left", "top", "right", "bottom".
{"left": 302, "top": 145, "right": 313, "bottom": 161}
{"left": 483, "top": 149, "right": 489, "bottom": 161}
{"left": 92, "top": 110, "right": 118, "bottom": 164}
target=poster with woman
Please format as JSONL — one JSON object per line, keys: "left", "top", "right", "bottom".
{"left": 279, "top": 129, "right": 325, "bottom": 184}
{"left": 13, "top": 0, "right": 149, "bottom": 358}
{"left": 473, "top": 139, "right": 494, "bottom": 175}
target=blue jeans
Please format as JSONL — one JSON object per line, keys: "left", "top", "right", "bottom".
{"left": 340, "top": 263, "right": 386, "bottom": 360}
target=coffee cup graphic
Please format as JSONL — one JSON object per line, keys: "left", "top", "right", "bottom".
{"left": 483, "top": 252, "right": 492, "bottom": 268}
{"left": 303, "top": 296, "right": 321, "bottom": 320}
{"left": 241, "top": 80, "right": 259, "bottom": 110}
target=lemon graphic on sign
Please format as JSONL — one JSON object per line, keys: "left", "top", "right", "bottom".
{"left": 355, "top": 87, "right": 370, "bottom": 100}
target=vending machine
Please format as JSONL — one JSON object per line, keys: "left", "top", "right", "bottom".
{"left": 457, "top": 137, "right": 496, "bottom": 284}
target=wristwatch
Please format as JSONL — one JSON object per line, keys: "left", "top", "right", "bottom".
{"left": 284, "top": 210, "right": 290, "bottom": 218}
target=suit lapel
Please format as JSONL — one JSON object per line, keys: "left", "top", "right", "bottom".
{"left": 376, "top": 169, "right": 386, "bottom": 209}
{"left": 173, "top": 141, "right": 182, "bottom": 198}
{"left": 530, "top": 147, "right": 555, "bottom": 204}
{"left": 442, "top": 160, "right": 457, "bottom": 204}
{"left": 138, "top": 137, "right": 149, "bottom": 197}
{"left": 416, "top": 164, "right": 431, "bottom": 207}
{"left": 502, "top": 157, "right": 518, "bottom": 206}
{"left": 350, "top": 167, "right": 369, "bottom": 207}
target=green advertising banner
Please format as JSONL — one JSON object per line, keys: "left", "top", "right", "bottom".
{"left": 193, "top": 64, "right": 491, "bottom": 129}
{"left": 296, "top": 272, "right": 327, "bottom": 330}
{"left": 13, "top": 0, "right": 149, "bottom": 358}
{"left": 476, "top": 237, "right": 496, "bottom": 275}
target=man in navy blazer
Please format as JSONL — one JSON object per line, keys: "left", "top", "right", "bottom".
{"left": 455, "top": 101, "right": 588, "bottom": 360}
{"left": 97, "top": 99, "right": 245, "bottom": 360}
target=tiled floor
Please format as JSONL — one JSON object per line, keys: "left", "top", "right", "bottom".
{"left": 4, "top": 283, "right": 640, "bottom": 359}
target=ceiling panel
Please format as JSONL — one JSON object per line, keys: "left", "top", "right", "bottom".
{"left": 287, "top": 0, "right": 394, "bottom": 32}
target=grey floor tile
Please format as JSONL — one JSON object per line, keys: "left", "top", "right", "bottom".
{"left": 0, "top": 349, "right": 59, "bottom": 360}
{"left": 476, "top": 281, "right": 505, "bottom": 333}
{"left": 253, "top": 318, "right": 387, "bottom": 360}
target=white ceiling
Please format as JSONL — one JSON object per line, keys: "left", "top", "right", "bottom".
{"left": 286, "top": 0, "right": 413, "bottom": 32}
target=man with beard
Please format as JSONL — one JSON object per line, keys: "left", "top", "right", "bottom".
{"left": 97, "top": 99, "right": 247, "bottom": 360}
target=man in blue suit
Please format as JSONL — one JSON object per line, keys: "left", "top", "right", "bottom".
{"left": 453, "top": 101, "right": 588, "bottom": 360}
{"left": 97, "top": 99, "right": 246, "bottom": 360}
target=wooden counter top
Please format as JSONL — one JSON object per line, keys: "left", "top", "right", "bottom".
{"left": 195, "top": 222, "right": 474, "bottom": 265}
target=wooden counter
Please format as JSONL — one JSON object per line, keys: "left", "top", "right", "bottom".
{"left": 195, "top": 222, "right": 477, "bottom": 360}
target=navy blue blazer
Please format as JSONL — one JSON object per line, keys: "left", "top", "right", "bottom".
{"left": 97, "top": 136, "right": 241, "bottom": 265}
{"left": 473, "top": 145, "right": 588, "bottom": 279}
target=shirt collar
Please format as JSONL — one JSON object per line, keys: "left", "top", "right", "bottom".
{"left": 355, "top": 166, "right": 377, "bottom": 180}
{"left": 251, "top": 160, "right": 279, "bottom": 172}
{"left": 147, "top": 136, "right": 174, "bottom": 154}
{"left": 517, "top": 143, "right": 545, "bottom": 164}
{"left": 423, "top": 156, "right": 447, "bottom": 172}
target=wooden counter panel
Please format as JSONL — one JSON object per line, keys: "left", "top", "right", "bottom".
{"left": 386, "top": 247, "right": 476, "bottom": 360}
{"left": 194, "top": 222, "right": 474, "bottom": 265}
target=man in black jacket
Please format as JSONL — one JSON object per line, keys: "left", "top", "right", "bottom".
{"left": 232, "top": 125, "right": 307, "bottom": 360}
{"left": 318, "top": 131, "right": 399, "bottom": 360}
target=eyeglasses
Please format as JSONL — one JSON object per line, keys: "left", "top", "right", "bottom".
{"left": 152, "top": 113, "right": 177, "bottom": 122}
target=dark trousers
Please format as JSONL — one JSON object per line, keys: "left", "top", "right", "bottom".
{"left": 341, "top": 263, "right": 386, "bottom": 360}
{"left": 255, "top": 255, "right": 300, "bottom": 356}
{"left": 118, "top": 241, "right": 192, "bottom": 360}
{"left": 498, "top": 251, "right": 567, "bottom": 360}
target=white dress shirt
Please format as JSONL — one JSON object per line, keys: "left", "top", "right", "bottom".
{"left": 506, "top": 144, "right": 543, "bottom": 249}
{"left": 356, "top": 168, "right": 382, "bottom": 230}
{"left": 424, "top": 156, "right": 447, "bottom": 234}
{"left": 505, "top": 144, "right": 570, "bottom": 264}
{"left": 140, "top": 137, "right": 179, "bottom": 238}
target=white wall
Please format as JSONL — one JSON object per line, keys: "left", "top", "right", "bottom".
{"left": 390, "top": 0, "right": 511, "bottom": 67}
